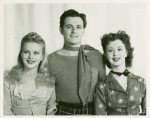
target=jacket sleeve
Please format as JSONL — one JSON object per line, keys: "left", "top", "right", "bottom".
{"left": 95, "top": 81, "right": 107, "bottom": 115}
{"left": 46, "top": 86, "right": 56, "bottom": 115}
{"left": 4, "top": 81, "right": 14, "bottom": 115}
{"left": 140, "top": 78, "right": 146, "bottom": 115}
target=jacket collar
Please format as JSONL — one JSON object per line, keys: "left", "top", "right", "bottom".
{"left": 104, "top": 72, "right": 137, "bottom": 93}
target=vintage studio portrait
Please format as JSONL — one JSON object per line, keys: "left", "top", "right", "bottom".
{"left": 3, "top": 2, "right": 147, "bottom": 116}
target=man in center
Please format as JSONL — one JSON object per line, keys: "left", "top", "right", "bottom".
{"left": 48, "top": 9, "right": 106, "bottom": 115}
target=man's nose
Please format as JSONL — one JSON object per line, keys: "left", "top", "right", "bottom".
{"left": 72, "top": 27, "right": 77, "bottom": 33}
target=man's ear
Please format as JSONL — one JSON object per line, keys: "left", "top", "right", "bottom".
{"left": 59, "top": 27, "right": 63, "bottom": 35}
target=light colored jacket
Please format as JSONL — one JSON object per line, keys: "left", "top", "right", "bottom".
{"left": 4, "top": 70, "right": 56, "bottom": 115}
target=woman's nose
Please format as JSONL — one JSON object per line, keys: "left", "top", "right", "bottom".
{"left": 28, "top": 53, "right": 33, "bottom": 59}
{"left": 113, "top": 50, "right": 118, "bottom": 56}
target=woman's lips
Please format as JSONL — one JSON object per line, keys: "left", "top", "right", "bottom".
{"left": 27, "top": 60, "right": 35, "bottom": 64}
{"left": 113, "top": 57, "right": 120, "bottom": 62}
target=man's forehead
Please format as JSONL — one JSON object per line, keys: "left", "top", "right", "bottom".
{"left": 64, "top": 17, "right": 83, "bottom": 25}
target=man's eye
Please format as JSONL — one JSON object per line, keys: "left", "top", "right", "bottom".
{"left": 66, "top": 26, "right": 71, "bottom": 29}
{"left": 23, "top": 51, "right": 28, "bottom": 54}
{"left": 77, "top": 26, "right": 81, "bottom": 29}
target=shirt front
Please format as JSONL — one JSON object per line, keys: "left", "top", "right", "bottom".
{"left": 113, "top": 74, "right": 127, "bottom": 91}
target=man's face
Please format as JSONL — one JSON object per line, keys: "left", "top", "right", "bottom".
{"left": 60, "top": 17, "right": 85, "bottom": 47}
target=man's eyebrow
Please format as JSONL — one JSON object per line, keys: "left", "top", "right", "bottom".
{"left": 65, "top": 24, "right": 72, "bottom": 26}
{"left": 77, "top": 25, "right": 82, "bottom": 26}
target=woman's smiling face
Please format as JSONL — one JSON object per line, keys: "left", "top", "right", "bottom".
{"left": 105, "top": 39, "right": 127, "bottom": 69}
{"left": 21, "top": 42, "right": 43, "bottom": 71}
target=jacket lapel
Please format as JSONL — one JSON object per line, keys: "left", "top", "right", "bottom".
{"left": 126, "top": 73, "right": 136, "bottom": 91}
{"left": 105, "top": 72, "right": 126, "bottom": 93}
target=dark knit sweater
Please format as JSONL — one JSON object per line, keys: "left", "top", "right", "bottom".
{"left": 48, "top": 50, "right": 106, "bottom": 103}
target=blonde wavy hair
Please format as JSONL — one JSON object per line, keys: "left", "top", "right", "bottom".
{"left": 6, "top": 32, "right": 54, "bottom": 86}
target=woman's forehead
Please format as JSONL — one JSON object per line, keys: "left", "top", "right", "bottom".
{"left": 107, "top": 39, "right": 125, "bottom": 48}
{"left": 22, "top": 42, "right": 43, "bottom": 50}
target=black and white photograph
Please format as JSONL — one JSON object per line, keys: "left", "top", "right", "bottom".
{"left": 0, "top": 0, "right": 150, "bottom": 117}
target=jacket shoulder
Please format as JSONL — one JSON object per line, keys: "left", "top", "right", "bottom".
{"left": 4, "top": 72, "right": 15, "bottom": 85}
{"left": 4, "top": 78, "right": 10, "bottom": 89}
{"left": 4, "top": 74, "right": 16, "bottom": 89}
{"left": 4, "top": 67, "right": 21, "bottom": 86}
{"left": 129, "top": 73, "right": 146, "bottom": 84}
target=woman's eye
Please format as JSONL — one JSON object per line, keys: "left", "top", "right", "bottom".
{"left": 108, "top": 50, "right": 112, "bottom": 52}
{"left": 118, "top": 49, "right": 122, "bottom": 51}
{"left": 34, "top": 52, "right": 39, "bottom": 55}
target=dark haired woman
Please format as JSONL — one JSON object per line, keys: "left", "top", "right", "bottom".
{"left": 95, "top": 30, "right": 146, "bottom": 115}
